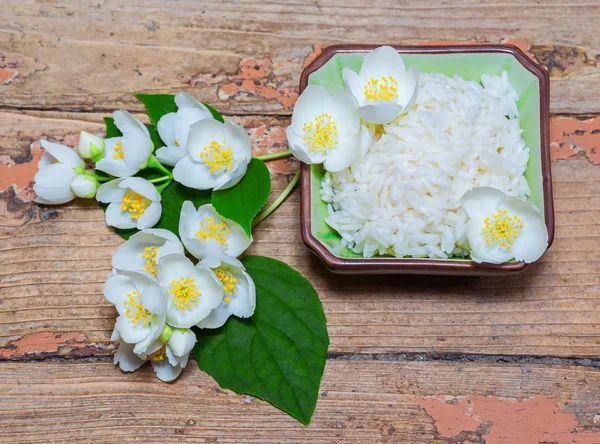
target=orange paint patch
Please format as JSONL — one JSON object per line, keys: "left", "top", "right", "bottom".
{"left": 550, "top": 116, "right": 600, "bottom": 163}
{"left": 420, "top": 396, "right": 600, "bottom": 443}
{"left": 304, "top": 43, "right": 324, "bottom": 68}
{"left": 502, "top": 38, "right": 536, "bottom": 61}
{"left": 215, "top": 54, "right": 298, "bottom": 110}
{"left": 0, "top": 332, "right": 87, "bottom": 359}
{"left": 0, "top": 146, "right": 43, "bottom": 192}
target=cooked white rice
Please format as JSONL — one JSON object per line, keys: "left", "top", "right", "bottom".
{"left": 321, "top": 71, "right": 531, "bottom": 258}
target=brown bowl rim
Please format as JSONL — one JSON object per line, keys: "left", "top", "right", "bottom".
{"left": 299, "top": 44, "right": 554, "bottom": 274}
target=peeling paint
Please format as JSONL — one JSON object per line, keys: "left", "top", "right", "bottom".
{"left": 530, "top": 44, "right": 599, "bottom": 78}
{"left": 550, "top": 116, "right": 600, "bottom": 163}
{"left": 419, "top": 395, "right": 600, "bottom": 443}
{"left": 502, "top": 38, "right": 536, "bottom": 61}
{"left": 0, "top": 52, "right": 46, "bottom": 85}
{"left": 304, "top": 43, "right": 324, "bottom": 68}
{"left": 0, "top": 332, "right": 88, "bottom": 360}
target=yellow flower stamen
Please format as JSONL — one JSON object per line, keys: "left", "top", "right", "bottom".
{"left": 174, "top": 138, "right": 180, "bottom": 147}
{"left": 194, "top": 217, "right": 230, "bottom": 246}
{"left": 364, "top": 75, "right": 399, "bottom": 101}
{"left": 215, "top": 269, "right": 237, "bottom": 300}
{"left": 169, "top": 276, "right": 201, "bottom": 311}
{"left": 120, "top": 190, "right": 151, "bottom": 220}
{"left": 149, "top": 344, "right": 166, "bottom": 361}
{"left": 113, "top": 141, "right": 124, "bottom": 159}
{"left": 481, "top": 209, "right": 524, "bottom": 250}
{"left": 199, "top": 140, "right": 233, "bottom": 173}
{"left": 123, "top": 290, "right": 151, "bottom": 325}
{"left": 301, "top": 114, "right": 338, "bottom": 154}
{"left": 141, "top": 246, "right": 159, "bottom": 277}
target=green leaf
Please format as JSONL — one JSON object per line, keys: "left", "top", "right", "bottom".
{"left": 204, "top": 103, "right": 225, "bottom": 123}
{"left": 104, "top": 117, "right": 122, "bottom": 138}
{"left": 193, "top": 256, "right": 329, "bottom": 425}
{"left": 211, "top": 158, "right": 271, "bottom": 236}
{"left": 104, "top": 116, "right": 162, "bottom": 152}
{"left": 133, "top": 94, "right": 178, "bottom": 126}
{"left": 155, "top": 181, "right": 211, "bottom": 237}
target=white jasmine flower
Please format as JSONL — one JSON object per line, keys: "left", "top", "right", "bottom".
{"left": 96, "top": 111, "right": 153, "bottom": 177}
{"left": 70, "top": 174, "right": 99, "bottom": 198}
{"left": 33, "top": 140, "right": 85, "bottom": 204}
{"left": 342, "top": 46, "right": 419, "bottom": 124}
{"left": 461, "top": 187, "right": 548, "bottom": 264}
{"left": 78, "top": 131, "right": 105, "bottom": 161}
{"left": 112, "top": 228, "right": 184, "bottom": 278}
{"left": 155, "top": 92, "right": 215, "bottom": 166}
{"left": 104, "top": 271, "right": 168, "bottom": 354}
{"left": 179, "top": 202, "right": 252, "bottom": 260}
{"left": 96, "top": 177, "right": 162, "bottom": 230}
{"left": 173, "top": 119, "right": 252, "bottom": 190}
{"left": 286, "top": 85, "right": 361, "bottom": 172}
{"left": 197, "top": 255, "right": 256, "bottom": 329}
{"left": 156, "top": 253, "right": 224, "bottom": 328}
{"left": 113, "top": 332, "right": 194, "bottom": 382}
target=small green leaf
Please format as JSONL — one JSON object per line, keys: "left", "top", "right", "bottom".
{"left": 104, "top": 117, "right": 122, "bottom": 138}
{"left": 155, "top": 181, "right": 211, "bottom": 237}
{"left": 133, "top": 94, "right": 178, "bottom": 126}
{"left": 211, "top": 158, "right": 271, "bottom": 236}
{"left": 193, "top": 256, "right": 329, "bottom": 425}
{"left": 204, "top": 103, "right": 225, "bottom": 123}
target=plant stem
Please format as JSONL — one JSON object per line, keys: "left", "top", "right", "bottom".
{"left": 155, "top": 179, "right": 172, "bottom": 194}
{"left": 85, "top": 170, "right": 113, "bottom": 183}
{"left": 147, "top": 155, "right": 173, "bottom": 178}
{"left": 253, "top": 150, "right": 293, "bottom": 162}
{"left": 148, "top": 175, "right": 171, "bottom": 184}
{"left": 252, "top": 170, "right": 300, "bottom": 228}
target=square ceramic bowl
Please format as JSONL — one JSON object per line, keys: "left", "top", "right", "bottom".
{"left": 299, "top": 44, "right": 554, "bottom": 276}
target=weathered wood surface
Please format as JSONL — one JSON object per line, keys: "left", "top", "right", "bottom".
{"left": 1, "top": 1, "right": 600, "bottom": 114}
{"left": 2, "top": 360, "right": 600, "bottom": 443}
{"left": 2, "top": 0, "right": 600, "bottom": 441}
{"left": 1, "top": 110, "right": 600, "bottom": 360}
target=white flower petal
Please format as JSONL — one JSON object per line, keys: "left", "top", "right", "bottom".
{"left": 323, "top": 131, "right": 360, "bottom": 172}
{"left": 40, "top": 140, "right": 84, "bottom": 169}
{"left": 175, "top": 91, "right": 212, "bottom": 113}
{"left": 233, "top": 270, "right": 256, "bottom": 318}
{"left": 157, "top": 112, "right": 177, "bottom": 148}
{"left": 96, "top": 178, "right": 127, "bottom": 203}
{"left": 33, "top": 164, "right": 77, "bottom": 204}
{"left": 105, "top": 202, "right": 137, "bottom": 229}
{"left": 289, "top": 85, "right": 332, "bottom": 131}
{"left": 460, "top": 187, "right": 506, "bottom": 220}
{"left": 187, "top": 119, "right": 227, "bottom": 160}
{"left": 116, "top": 315, "right": 150, "bottom": 344}
{"left": 213, "top": 161, "right": 248, "bottom": 191}
{"left": 96, "top": 140, "right": 139, "bottom": 177}
{"left": 114, "top": 111, "right": 152, "bottom": 170}
{"left": 140, "top": 285, "right": 168, "bottom": 316}
{"left": 342, "top": 68, "right": 364, "bottom": 107}
{"left": 142, "top": 228, "right": 181, "bottom": 246}
{"left": 168, "top": 329, "right": 197, "bottom": 357}
{"left": 136, "top": 202, "right": 162, "bottom": 230}
{"left": 37, "top": 153, "right": 55, "bottom": 170}
{"left": 156, "top": 145, "right": 186, "bottom": 167}
{"left": 358, "top": 46, "right": 407, "bottom": 86}
{"left": 329, "top": 91, "right": 361, "bottom": 133}
{"left": 120, "top": 177, "right": 160, "bottom": 202}
{"left": 358, "top": 102, "right": 403, "bottom": 125}
{"left": 397, "top": 66, "right": 420, "bottom": 109}
{"left": 150, "top": 358, "right": 182, "bottom": 382}
{"left": 173, "top": 156, "right": 220, "bottom": 190}
{"left": 114, "top": 342, "right": 146, "bottom": 372}
{"left": 104, "top": 273, "right": 137, "bottom": 310}
{"left": 70, "top": 175, "right": 97, "bottom": 198}
{"left": 175, "top": 107, "right": 213, "bottom": 148}
{"left": 196, "top": 303, "right": 232, "bottom": 329}
{"left": 465, "top": 219, "right": 514, "bottom": 264}
{"left": 496, "top": 197, "right": 548, "bottom": 263}
{"left": 286, "top": 127, "right": 322, "bottom": 164}
{"left": 156, "top": 254, "right": 197, "bottom": 288}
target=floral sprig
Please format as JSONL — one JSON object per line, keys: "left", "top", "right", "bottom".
{"left": 31, "top": 91, "right": 329, "bottom": 423}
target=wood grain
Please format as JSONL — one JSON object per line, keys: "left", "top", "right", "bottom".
{"left": 1, "top": 1, "right": 600, "bottom": 114}
{"left": 1, "top": 110, "right": 600, "bottom": 358}
{"left": 1, "top": 360, "right": 600, "bottom": 443}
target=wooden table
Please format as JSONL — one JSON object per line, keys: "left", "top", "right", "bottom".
{"left": 2, "top": 1, "right": 600, "bottom": 442}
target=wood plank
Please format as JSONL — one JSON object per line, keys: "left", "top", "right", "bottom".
{"left": 1, "top": 110, "right": 600, "bottom": 358}
{"left": 1, "top": 1, "right": 600, "bottom": 114}
{"left": 1, "top": 360, "right": 600, "bottom": 442}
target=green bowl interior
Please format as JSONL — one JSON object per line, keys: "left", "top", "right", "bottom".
{"left": 307, "top": 51, "right": 543, "bottom": 259}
